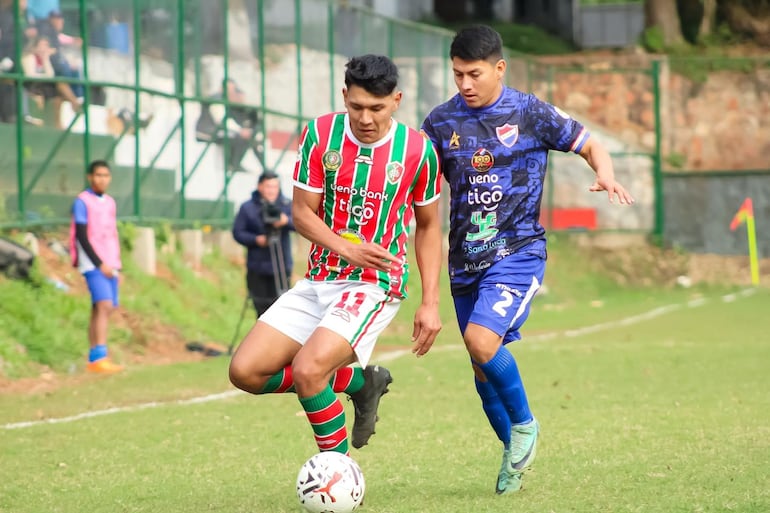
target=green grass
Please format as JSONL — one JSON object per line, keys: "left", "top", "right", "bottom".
{"left": 1, "top": 282, "right": 768, "bottom": 511}
{"left": 0, "top": 245, "right": 247, "bottom": 378}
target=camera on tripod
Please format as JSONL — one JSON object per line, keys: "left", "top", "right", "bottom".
{"left": 262, "top": 199, "right": 283, "bottom": 225}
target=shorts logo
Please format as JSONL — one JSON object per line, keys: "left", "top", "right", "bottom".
{"left": 496, "top": 124, "right": 519, "bottom": 148}
{"left": 331, "top": 309, "right": 352, "bottom": 322}
{"left": 386, "top": 161, "right": 404, "bottom": 183}
{"left": 322, "top": 150, "right": 342, "bottom": 171}
{"left": 471, "top": 148, "right": 494, "bottom": 172}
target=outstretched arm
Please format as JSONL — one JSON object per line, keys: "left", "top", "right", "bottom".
{"left": 578, "top": 135, "right": 635, "bottom": 205}
{"left": 410, "top": 200, "right": 443, "bottom": 357}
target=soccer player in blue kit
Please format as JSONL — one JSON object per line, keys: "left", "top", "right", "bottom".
{"left": 421, "top": 25, "right": 635, "bottom": 495}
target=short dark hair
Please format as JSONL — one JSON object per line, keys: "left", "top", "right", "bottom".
{"left": 87, "top": 160, "right": 110, "bottom": 175}
{"left": 450, "top": 25, "right": 503, "bottom": 63}
{"left": 344, "top": 55, "right": 399, "bottom": 97}
{"left": 258, "top": 171, "right": 279, "bottom": 184}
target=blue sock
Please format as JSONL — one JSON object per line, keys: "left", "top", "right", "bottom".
{"left": 477, "top": 346, "right": 533, "bottom": 426}
{"left": 88, "top": 344, "right": 108, "bottom": 362}
{"left": 475, "top": 377, "right": 511, "bottom": 446}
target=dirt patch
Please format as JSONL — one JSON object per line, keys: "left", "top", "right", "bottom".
{"left": 0, "top": 231, "right": 214, "bottom": 395}
{"left": 573, "top": 234, "right": 769, "bottom": 288}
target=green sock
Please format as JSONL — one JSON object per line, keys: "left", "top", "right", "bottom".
{"left": 299, "top": 385, "right": 348, "bottom": 454}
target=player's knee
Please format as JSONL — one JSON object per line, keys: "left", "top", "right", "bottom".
{"left": 93, "top": 300, "right": 114, "bottom": 315}
{"left": 292, "top": 361, "right": 326, "bottom": 393}
{"left": 463, "top": 335, "right": 500, "bottom": 364}
{"left": 228, "top": 358, "right": 262, "bottom": 392}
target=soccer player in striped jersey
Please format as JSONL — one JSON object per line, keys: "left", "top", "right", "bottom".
{"left": 229, "top": 55, "right": 443, "bottom": 456}
{"left": 421, "top": 25, "right": 634, "bottom": 494}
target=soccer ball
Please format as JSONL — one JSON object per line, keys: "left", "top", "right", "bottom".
{"left": 296, "top": 452, "right": 366, "bottom": 513}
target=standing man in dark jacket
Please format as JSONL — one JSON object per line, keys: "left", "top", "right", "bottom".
{"left": 232, "top": 171, "right": 294, "bottom": 316}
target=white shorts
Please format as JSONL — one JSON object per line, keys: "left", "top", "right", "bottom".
{"left": 258, "top": 279, "right": 402, "bottom": 367}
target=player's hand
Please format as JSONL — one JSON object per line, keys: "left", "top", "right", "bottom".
{"left": 589, "top": 176, "right": 635, "bottom": 205}
{"left": 99, "top": 263, "right": 114, "bottom": 278}
{"left": 340, "top": 242, "right": 400, "bottom": 272}
{"left": 411, "top": 304, "right": 441, "bottom": 357}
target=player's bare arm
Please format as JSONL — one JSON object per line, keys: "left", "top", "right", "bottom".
{"left": 292, "top": 187, "right": 399, "bottom": 272}
{"left": 410, "top": 201, "right": 443, "bottom": 356}
{"left": 578, "top": 136, "right": 635, "bottom": 205}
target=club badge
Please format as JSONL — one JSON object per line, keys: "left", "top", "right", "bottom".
{"left": 496, "top": 124, "right": 519, "bottom": 148}
{"left": 322, "top": 150, "right": 342, "bottom": 171}
{"left": 386, "top": 161, "right": 404, "bottom": 183}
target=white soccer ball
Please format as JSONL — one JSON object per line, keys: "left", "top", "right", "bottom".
{"left": 296, "top": 452, "right": 366, "bottom": 513}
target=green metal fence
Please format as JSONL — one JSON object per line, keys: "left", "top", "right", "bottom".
{"left": 0, "top": 0, "right": 458, "bottom": 229}
{"left": 0, "top": 0, "right": 765, "bottom": 257}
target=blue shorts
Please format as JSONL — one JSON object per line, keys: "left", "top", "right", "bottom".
{"left": 84, "top": 270, "right": 119, "bottom": 306}
{"left": 452, "top": 253, "right": 545, "bottom": 344}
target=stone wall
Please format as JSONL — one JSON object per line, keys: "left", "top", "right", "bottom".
{"left": 530, "top": 55, "right": 770, "bottom": 171}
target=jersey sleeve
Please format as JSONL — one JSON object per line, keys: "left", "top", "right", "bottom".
{"left": 293, "top": 121, "right": 324, "bottom": 193}
{"left": 528, "top": 95, "right": 589, "bottom": 154}
{"left": 420, "top": 115, "right": 440, "bottom": 150}
{"left": 72, "top": 197, "right": 88, "bottom": 224}
{"left": 412, "top": 137, "right": 441, "bottom": 206}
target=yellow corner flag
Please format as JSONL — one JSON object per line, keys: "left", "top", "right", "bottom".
{"left": 730, "top": 198, "right": 759, "bottom": 286}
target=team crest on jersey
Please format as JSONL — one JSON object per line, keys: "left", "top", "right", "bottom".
{"left": 386, "top": 161, "right": 404, "bottom": 183}
{"left": 471, "top": 148, "right": 494, "bottom": 172}
{"left": 449, "top": 131, "right": 460, "bottom": 149}
{"left": 322, "top": 150, "right": 342, "bottom": 171}
{"left": 496, "top": 124, "right": 519, "bottom": 148}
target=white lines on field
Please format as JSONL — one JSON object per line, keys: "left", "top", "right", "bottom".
{"left": 2, "top": 390, "right": 242, "bottom": 431}
{"left": 529, "top": 288, "right": 756, "bottom": 343}
{"left": 2, "top": 289, "right": 757, "bottom": 431}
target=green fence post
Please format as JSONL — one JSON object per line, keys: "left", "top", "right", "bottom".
{"left": 295, "top": 0, "right": 303, "bottom": 122}
{"left": 13, "top": 0, "right": 24, "bottom": 223}
{"left": 328, "top": 2, "right": 335, "bottom": 111}
{"left": 258, "top": 0, "right": 267, "bottom": 170}
{"left": 78, "top": 0, "right": 91, "bottom": 166}
{"left": 416, "top": 32, "right": 424, "bottom": 124}
{"left": 177, "top": 0, "right": 187, "bottom": 221}
{"left": 220, "top": 0, "right": 232, "bottom": 220}
{"left": 652, "top": 59, "right": 664, "bottom": 242}
{"left": 133, "top": 0, "right": 142, "bottom": 219}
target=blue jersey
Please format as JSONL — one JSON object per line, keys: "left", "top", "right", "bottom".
{"left": 422, "top": 87, "right": 588, "bottom": 294}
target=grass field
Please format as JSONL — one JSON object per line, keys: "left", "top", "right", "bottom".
{"left": 2, "top": 276, "right": 768, "bottom": 512}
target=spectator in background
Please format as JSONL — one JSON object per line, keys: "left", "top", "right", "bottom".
{"left": 0, "top": 0, "right": 41, "bottom": 124}
{"left": 27, "top": 0, "right": 59, "bottom": 22}
{"left": 232, "top": 171, "right": 294, "bottom": 317}
{"left": 36, "top": 9, "right": 84, "bottom": 98}
{"left": 21, "top": 35, "right": 80, "bottom": 127}
{"left": 195, "top": 79, "right": 264, "bottom": 173}
{"left": 69, "top": 160, "right": 124, "bottom": 374}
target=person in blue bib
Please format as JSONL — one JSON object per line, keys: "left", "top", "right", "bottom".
{"left": 421, "top": 25, "right": 635, "bottom": 495}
